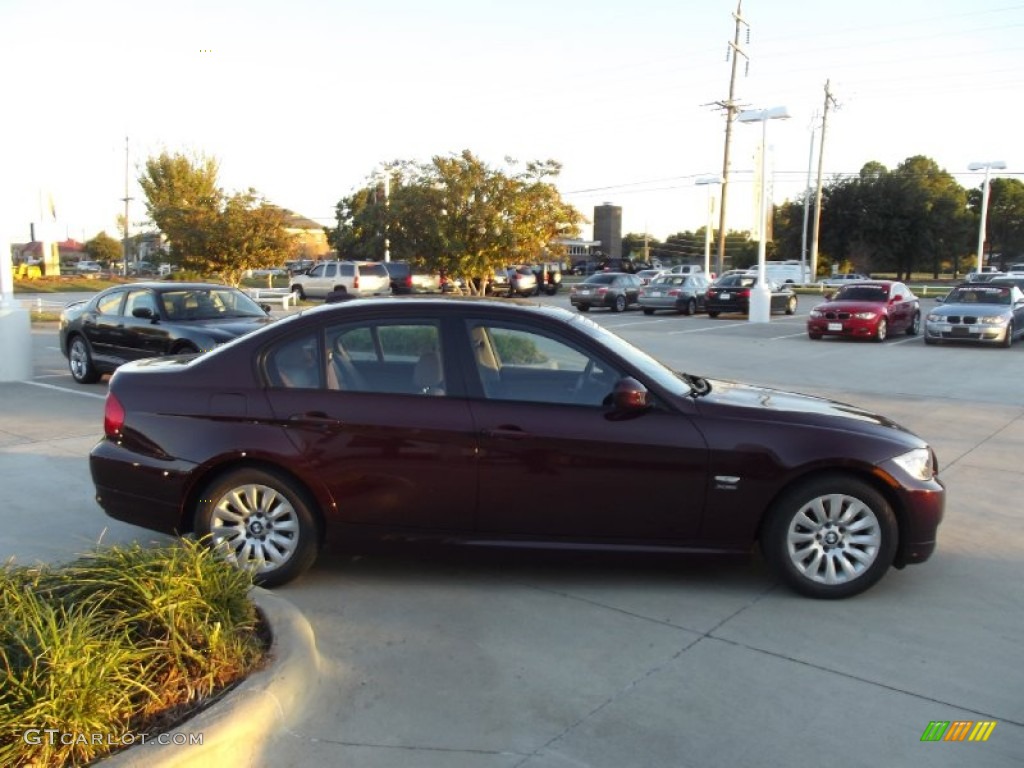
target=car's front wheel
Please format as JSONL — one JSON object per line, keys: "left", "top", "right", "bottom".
{"left": 762, "top": 474, "right": 897, "bottom": 599}
{"left": 1002, "top": 321, "right": 1014, "bottom": 348}
{"left": 68, "top": 335, "right": 101, "bottom": 384}
{"left": 874, "top": 317, "right": 888, "bottom": 342}
{"left": 195, "top": 468, "right": 319, "bottom": 587}
{"left": 613, "top": 295, "right": 627, "bottom": 313}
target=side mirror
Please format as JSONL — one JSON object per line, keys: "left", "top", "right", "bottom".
{"left": 612, "top": 376, "right": 649, "bottom": 412}
{"left": 891, "top": 294, "right": 903, "bottom": 303}
{"left": 935, "top": 295, "right": 945, "bottom": 304}
{"left": 132, "top": 307, "right": 155, "bottom": 320}
{"left": 260, "top": 304, "right": 273, "bottom": 314}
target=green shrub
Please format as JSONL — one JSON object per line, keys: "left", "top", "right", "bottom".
{"left": 0, "top": 540, "right": 265, "bottom": 768}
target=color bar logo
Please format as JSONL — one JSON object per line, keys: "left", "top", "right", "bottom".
{"left": 921, "top": 721, "right": 997, "bottom": 742}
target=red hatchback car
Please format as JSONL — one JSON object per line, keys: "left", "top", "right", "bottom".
{"left": 90, "top": 298, "right": 944, "bottom": 598}
{"left": 807, "top": 281, "right": 921, "bottom": 342}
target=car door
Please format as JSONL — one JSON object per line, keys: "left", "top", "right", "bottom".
{"left": 887, "top": 282, "right": 913, "bottom": 332}
{"left": 85, "top": 289, "right": 129, "bottom": 364}
{"left": 463, "top": 318, "right": 708, "bottom": 540}
{"left": 262, "top": 319, "right": 478, "bottom": 530}
{"left": 118, "top": 288, "right": 173, "bottom": 361}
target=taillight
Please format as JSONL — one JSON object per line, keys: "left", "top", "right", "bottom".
{"left": 404, "top": 275, "right": 413, "bottom": 287}
{"left": 668, "top": 289, "right": 680, "bottom": 296}
{"left": 353, "top": 275, "right": 360, "bottom": 289}
{"left": 597, "top": 287, "right": 608, "bottom": 295}
{"left": 740, "top": 289, "right": 751, "bottom": 298}
{"left": 104, "top": 393, "right": 125, "bottom": 438}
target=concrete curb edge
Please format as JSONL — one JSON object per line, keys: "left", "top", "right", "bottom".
{"left": 99, "top": 587, "right": 320, "bottom": 766}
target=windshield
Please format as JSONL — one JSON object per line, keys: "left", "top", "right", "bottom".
{"left": 833, "top": 285, "right": 889, "bottom": 302}
{"left": 160, "top": 288, "right": 266, "bottom": 320}
{"left": 946, "top": 286, "right": 1011, "bottom": 305}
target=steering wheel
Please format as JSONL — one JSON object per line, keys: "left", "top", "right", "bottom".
{"left": 571, "top": 358, "right": 596, "bottom": 401}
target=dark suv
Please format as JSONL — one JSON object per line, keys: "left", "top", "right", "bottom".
{"left": 382, "top": 262, "right": 442, "bottom": 294}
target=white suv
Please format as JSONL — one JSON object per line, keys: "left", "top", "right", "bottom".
{"left": 290, "top": 261, "right": 391, "bottom": 300}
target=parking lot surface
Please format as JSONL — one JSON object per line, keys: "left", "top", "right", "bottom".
{"left": 4, "top": 293, "right": 1023, "bottom": 767}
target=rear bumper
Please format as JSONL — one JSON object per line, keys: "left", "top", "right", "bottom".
{"left": 90, "top": 438, "right": 197, "bottom": 535}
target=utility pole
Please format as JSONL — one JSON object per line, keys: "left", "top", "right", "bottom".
{"left": 712, "top": 0, "right": 749, "bottom": 276}
{"left": 809, "top": 81, "right": 836, "bottom": 282}
{"left": 801, "top": 114, "right": 818, "bottom": 281}
{"left": 121, "top": 136, "right": 132, "bottom": 277}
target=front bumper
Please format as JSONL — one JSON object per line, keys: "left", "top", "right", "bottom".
{"left": 925, "top": 321, "right": 1009, "bottom": 343}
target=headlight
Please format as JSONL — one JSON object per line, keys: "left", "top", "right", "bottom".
{"left": 853, "top": 311, "right": 878, "bottom": 320}
{"left": 979, "top": 315, "right": 1009, "bottom": 325}
{"left": 892, "top": 447, "right": 935, "bottom": 482}
{"left": 809, "top": 309, "right": 823, "bottom": 318}
{"left": 926, "top": 313, "right": 942, "bottom": 322}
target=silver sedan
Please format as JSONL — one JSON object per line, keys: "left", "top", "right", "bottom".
{"left": 925, "top": 282, "right": 1024, "bottom": 347}
{"left": 638, "top": 274, "right": 711, "bottom": 316}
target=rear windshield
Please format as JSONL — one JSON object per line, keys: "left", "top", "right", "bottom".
{"left": 583, "top": 274, "right": 616, "bottom": 285}
{"left": 360, "top": 263, "right": 389, "bottom": 278}
{"left": 383, "top": 262, "right": 410, "bottom": 277}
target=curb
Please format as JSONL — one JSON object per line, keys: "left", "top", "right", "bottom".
{"left": 99, "top": 587, "right": 319, "bottom": 767}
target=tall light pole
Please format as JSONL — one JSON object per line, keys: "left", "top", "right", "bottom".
{"left": 737, "top": 106, "right": 790, "bottom": 323}
{"left": 967, "top": 160, "right": 1006, "bottom": 273}
{"left": 696, "top": 176, "right": 722, "bottom": 276}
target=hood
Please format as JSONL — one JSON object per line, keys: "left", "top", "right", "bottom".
{"left": 695, "top": 378, "right": 915, "bottom": 436}
{"left": 928, "top": 302, "right": 1009, "bottom": 317}
{"left": 178, "top": 316, "right": 275, "bottom": 341}
{"left": 812, "top": 299, "right": 887, "bottom": 314}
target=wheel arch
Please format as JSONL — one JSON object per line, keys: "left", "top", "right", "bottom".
{"left": 754, "top": 465, "right": 907, "bottom": 558}
{"left": 179, "top": 457, "right": 328, "bottom": 548}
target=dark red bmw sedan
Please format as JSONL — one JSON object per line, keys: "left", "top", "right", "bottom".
{"left": 807, "top": 280, "right": 921, "bottom": 341}
{"left": 90, "top": 297, "right": 944, "bottom": 598}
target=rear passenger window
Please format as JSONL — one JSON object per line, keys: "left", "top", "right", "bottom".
{"left": 325, "top": 321, "right": 445, "bottom": 395}
{"left": 266, "top": 333, "right": 323, "bottom": 389}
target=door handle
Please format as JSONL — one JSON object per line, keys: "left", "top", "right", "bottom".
{"left": 289, "top": 411, "right": 342, "bottom": 426}
{"left": 481, "top": 426, "right": 529, "bottom": 440}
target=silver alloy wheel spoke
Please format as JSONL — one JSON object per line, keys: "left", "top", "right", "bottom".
{"left": 786, "top": 492, "right": 881, "bottom": 585}
{"left": 210, "top": 483, "right": 299, "bottom": 573}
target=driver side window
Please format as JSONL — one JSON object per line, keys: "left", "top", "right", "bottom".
{"left": 467, "top": 322, "right": 620, "bottom": 406}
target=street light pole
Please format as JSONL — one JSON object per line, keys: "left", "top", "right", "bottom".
{"left": 696, "top": 177, "right": 722, "bottom": 277}
{"left": 967, "top": 160, "right": 1006, "bottom": 274}
{"left": 737, "top": 106, "right": 790, "bottom": 323}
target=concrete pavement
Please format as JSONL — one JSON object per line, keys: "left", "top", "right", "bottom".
{"left": 3, "top": 316, "right": 1024, "bottom": 767}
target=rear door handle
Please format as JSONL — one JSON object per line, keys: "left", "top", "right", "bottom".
{"left": 289, "top": 411, "right": 343, "bottom": 427}
{"left": 481, "top": 426, "right": 529, "bottom": 440}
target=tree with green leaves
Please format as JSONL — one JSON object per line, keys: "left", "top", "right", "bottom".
{"left": 969, "top": 177, "right": 1024, "bottom": 268}
{"left": 139, "top": 151, "right": 292, "bottom": 285}
{"left": 335, "top": 151, "right": 582, "bottom": 295}
{"left": 84, "top": 231, "right": 122, "bottom": 265}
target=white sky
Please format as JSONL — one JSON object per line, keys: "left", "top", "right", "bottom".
{"left": 1, "top": 0, "right": 1022, "bottom": 246}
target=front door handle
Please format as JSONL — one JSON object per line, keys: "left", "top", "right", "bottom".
{"left": 481, "top": 426, "right": 529, "bottom": 440}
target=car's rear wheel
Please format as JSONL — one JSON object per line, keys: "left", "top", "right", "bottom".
{"left": 786, "top": 296, "right": 797, "bottom": 315}
{"left": 290, "top": 285, "right": 305, "bottom": 301}
{"left": 684, "top": 298, "right": 696, "bottom": 316}
{"left": 68, "top": 335, "right": 101, "bottom": 384}
{"left": 195, "top": 468, "right": 319, "bottom": 587}
{"left": 613, "top": 295, "right": 627, "bottom": 313}
{"left": 874, "top": 317, "right": 888, "bottom": 342}
{"left": 708, "top": 311, "right": 720, "bottom": 318}
{"left": 762, "top": 474, "right": 897, "bottom": 599}
{"left": 642, "top": 307, "right": 654, "bottom": 315}
{"left": 907, "top": 311, "right": 921, "bottom": 336}
{"left": 577, "top": 304, "right": 590, "bottom": 312}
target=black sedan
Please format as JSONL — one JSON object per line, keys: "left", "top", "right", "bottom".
{"left": 569, "top": 272, "right": 643, "bottom": 312}
{"left": 90, "top": 297, "right": 944, "bottom": 598}
{"left": 705, "top": 274, "right": 797, "bottom": 317}
{"left": 59, "top": 282, "right": 276, "bottom": 383}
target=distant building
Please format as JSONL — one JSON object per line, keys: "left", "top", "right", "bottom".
{"left": 280, "top": 210, "right": 330, "bottom": 260}
{"left": 593, "top": 203, "right": 622, "bottom": 259}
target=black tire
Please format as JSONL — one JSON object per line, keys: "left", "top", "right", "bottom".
{"left": 1002, "top": 321, "right": 1013, "bottom": 348}
{"left": 808, "top": 331, "right": 822, "bottom": 340}
{"left": 172, "top": 342, "right": 199, "bottom": 355}
{"left": 684, "top": 298, "right": 696, "bottom": 316}
{"left": 195, "top": 468, "right": 320, "bottom": 588}
{"left": 874, "top": 317, "right": 888, "bottom": 342}
{"left": 545, "top": 285, "right": 559, "bottom": 296}
{"left": 786, "top": 296, "right": 797, "bottom": 315}
{"left": 613, "top": 295, "right": 627, "bottom": 313}
{"left": 907, "top": 312, "right": 920, "bottom": 336}
{"left": 762, "top": 474, "right": 898, "bottom": 599}
{"left": 68, "top": 334, "right": 101, "bottom": 384}
{"left": 290, "top": 285, "right": 306, "bottom": 301}
{"left": 577, "top": 304, "right": 590, "bottom": 312}
{"left": 924, "top": 336, "right": 938, "bottom": 346}
{"left": 333, "top": 286, "right": 347, "bottom": 295}
{"left": 708, "top": 311, "right": 720, "bottom": 318}
{"left": 642, "top": 307, "right": 655, "bottom": 316}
